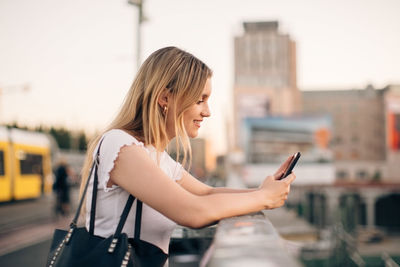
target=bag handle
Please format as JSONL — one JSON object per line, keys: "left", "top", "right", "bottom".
{"left": 70, "top": 157, "right": 97, "bottom": 228}
{"left": 88, "top": 139, "right": 103, "bottom": 234}
{"left": 87, "top": 138, "right": 144, "bottom": 239}
{"left": 70, "top": 138, "right": 104, "bottom": 228}
{"left": 64, "top": 139, "right": 104, "bottom": 244}
{"left": 66, "top": 137, "right": 144, "bottom": 247}
{"left": 135, "top": 199, "right": 143, "bottom": 239}
{"left": 113, "top": 196, "right": 143, "bottom": 239}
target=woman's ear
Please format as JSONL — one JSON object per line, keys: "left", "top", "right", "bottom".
{"left": 157, "top": 89, "right": 170, "bottom": 108}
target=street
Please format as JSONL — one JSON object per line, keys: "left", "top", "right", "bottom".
{"left": 0, "top": 189, "right": 78, "bottom": 267}
{"left": 0, "top": 188, "right": 202, "bottom": 267}
{"left": 0, "top": 239, "right": 51, "bottom": 267}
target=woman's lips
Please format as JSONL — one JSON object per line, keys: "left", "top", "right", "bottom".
{"left": 194, "top": 120, "right": 202, "bottom": 128}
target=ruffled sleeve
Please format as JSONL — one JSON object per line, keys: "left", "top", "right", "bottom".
{"left": 95, "top": 129, "right": 145, "bottom": 192}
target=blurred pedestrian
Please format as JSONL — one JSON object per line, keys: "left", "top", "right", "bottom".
{"left": 53, "top": 158, "right": 71, "bottom": 216}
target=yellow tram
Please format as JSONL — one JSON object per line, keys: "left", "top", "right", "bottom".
{"left": 0, "top": 127, "right": 53, "bottom": 202}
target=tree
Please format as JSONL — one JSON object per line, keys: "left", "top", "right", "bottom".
{"left": 49, "top": 127, "right": 71, "bottom": 149}
{"left": 77, "top": 131, "right": 87, "bottom": 151}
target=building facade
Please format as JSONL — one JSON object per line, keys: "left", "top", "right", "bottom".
{"left": 233, "top": 21, "right": 301, "bottom": 149}
{"left": 302, "top": 84, "right": 400, "bottom": 182}
{"left": 230, "top": 20, "right": 400, "bottom": 236}
{"left": 384, "top": 85, "right": 400, "bottom": 180}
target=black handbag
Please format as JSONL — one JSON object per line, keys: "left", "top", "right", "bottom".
{"left": 46, "top": 141, "right": 168, "bottom": 267}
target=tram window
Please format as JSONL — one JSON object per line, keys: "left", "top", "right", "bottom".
{"left": 20, "top": 153, "right": 43, "bottom": 175}
{"left": 0, "top": 150, "right": 4, "bottom": 176}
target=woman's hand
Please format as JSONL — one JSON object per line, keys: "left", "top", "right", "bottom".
{"left": 258, "top": 156, "right": 297, "bottom": 209}
{"left": 259, "top": 172, "right": 296, "bottom": 209}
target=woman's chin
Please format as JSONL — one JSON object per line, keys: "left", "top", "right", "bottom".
{"left": 188, "top": 130, "right": 199, "bottom": 138}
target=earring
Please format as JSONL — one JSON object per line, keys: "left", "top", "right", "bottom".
{"left": 163, "top": 105, "right": 168, "bottom": 115}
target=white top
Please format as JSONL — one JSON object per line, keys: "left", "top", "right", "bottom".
{"left": 85, "top": 129, "right": 184, "bottom": 253}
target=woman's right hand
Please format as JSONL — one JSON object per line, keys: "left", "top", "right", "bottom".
{"left": 258, "top": 155, "right": 297, "bottom": 209}
{"left": 259, "top": 172, "right": 296, "bottom": 209}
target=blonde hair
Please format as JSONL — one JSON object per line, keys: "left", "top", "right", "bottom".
{"left": 79, "top": 46, "right": 212, "bottom": 208}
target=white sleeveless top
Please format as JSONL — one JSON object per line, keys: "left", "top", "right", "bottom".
{"left": 85, "top": 129, "right": 184, "bottom": 253}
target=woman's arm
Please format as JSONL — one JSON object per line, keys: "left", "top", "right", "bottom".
{"left": 110, "top": 145, "right": 296, "bottom": 229}
{"left": 177, "top": 171, "right": 257, "bottom": 195}
{"left": 177, "top": 155, "right": 294, "bottom": 196}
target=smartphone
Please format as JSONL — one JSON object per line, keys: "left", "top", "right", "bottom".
{"left": 280, "top": 152, "right": 301, "bottom": 179}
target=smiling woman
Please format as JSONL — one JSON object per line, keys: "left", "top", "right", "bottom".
{"left": 76, "top": 46, "right": 296, "bottom": 266}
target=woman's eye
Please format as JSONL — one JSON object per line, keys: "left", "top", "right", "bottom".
{"left": 197, "top": 100, "right": 204, "bottom": 104}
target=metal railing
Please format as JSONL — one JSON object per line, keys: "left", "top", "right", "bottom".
{"left": 382, "top": 252, "right": 400, "bottom": 267}
{"left": 201, "top": 212, "right": 302, "bottom": 267}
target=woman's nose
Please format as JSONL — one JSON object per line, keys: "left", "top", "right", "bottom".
{"left": 201, "top": 104, "right": 211, "bottom": 117}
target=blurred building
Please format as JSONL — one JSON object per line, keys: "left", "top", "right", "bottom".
{"left": 167, "top": 138, "right": 216, "bottom": 180}
{"left": 230, "top": 20, "right": 400, "bottom": 238}
{"left": 226, "top": 19, "right": 400, "bottom": 264}
{"left": 302, "top": 84, "right": 400, "bottom": 183}
{"left": 232, "top": 20, "right": 335, "bottom": 186}
{"left": 242, "top": 116, "right": 332, "bottom": 164}
{"left": 233, "top": 21, "right": 301, "bottom": 149}
{"left": 292, "top": 85, "right": 400, "bottom": 240}
{"left": 384, "top": 85, "right": 400, "bottom": 180}
{"left": 303, "top": 85, "right": 385, "bottom": 162}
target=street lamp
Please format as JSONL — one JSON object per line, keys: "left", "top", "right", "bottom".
{"left": 128, "top": 0, "right": 145, "bottom": 70}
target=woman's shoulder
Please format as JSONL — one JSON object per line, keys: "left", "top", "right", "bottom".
{"left": 102, "top": 129, "right": 145, "bottom": 149}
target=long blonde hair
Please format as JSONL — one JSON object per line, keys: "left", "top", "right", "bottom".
{"left": 79, "top": 46, "right": 212, "bottom": 205}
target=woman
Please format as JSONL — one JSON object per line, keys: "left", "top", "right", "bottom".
{"left": 80, "top": 46, "right": 296, "bottom": 259}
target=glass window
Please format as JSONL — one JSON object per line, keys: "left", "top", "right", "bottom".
{"left": 0, "top": 150, "right": 4, "bottom": 176}
{"left": 19, "top": 153, "right": 43, "bottom": 175}
{"left": 336, "top": 170, "right": 348, "bottom": 179}
{"left": 356, "top": 170, "right": 368, "bottom": 180}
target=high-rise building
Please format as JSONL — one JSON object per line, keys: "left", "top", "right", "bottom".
{"left": 233, "top": 21, "right": 301, "bottom": 149}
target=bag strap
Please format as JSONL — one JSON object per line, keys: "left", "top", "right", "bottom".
{"left": 66, "top": 137, "right": 144, "bottom": 248}
{"left": 134, "top": 199, "right": 143, "bottom": 239}
{"left": 70, "top": 158, "right": 97, "bottom": 228}
{"left": 113, "top": 197, "right": 143, "bottom": 239}
{"left": 87, "top": 138, "right": 144, "bottom": 239}
{"left": 88, "top": 139, "right": 103, "bottom": 234}
{"left": 68, "top": 138, "right": 104, "bottom": 230}
{"left": 110, "top": 196, "right": 144, "bottom": 240}
{"left": 108, "top": 195, "right": 142, "bottom": 253}
{"left": 113, "top": 195, "right": 135, "bottom": 235}
{"left": 110, "top": 196, "right": 143, "bottom": 239}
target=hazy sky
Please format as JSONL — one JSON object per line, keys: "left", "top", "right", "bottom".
{"left": 1, "top": 0, "right": 399, "bottom": 154}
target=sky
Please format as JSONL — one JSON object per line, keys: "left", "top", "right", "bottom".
{"left": 1, "top": 0, "right": 399, "bottom": 154}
